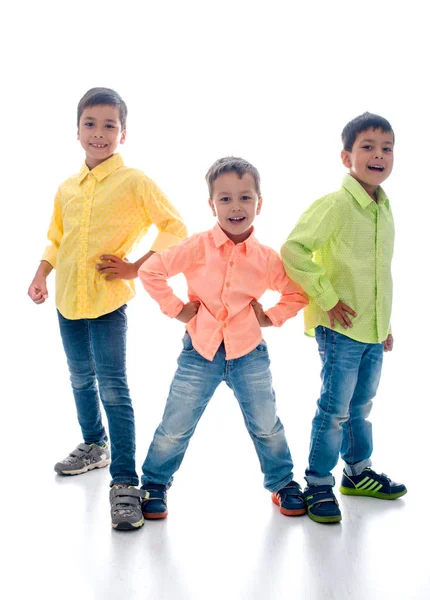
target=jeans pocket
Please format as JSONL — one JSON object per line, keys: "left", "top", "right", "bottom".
{"left": 254, "top": 339, "right": 268, "bottom": 352}
{"left": 182, "top": 331, "right": 197, "bottom": 353}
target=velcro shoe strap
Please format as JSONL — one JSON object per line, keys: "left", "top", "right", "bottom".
{"left": 110, "top": 487, "right": 145, "bottom": 507}
{"left": 306, "top": 486, "right": 338, "bottom": 508}
{"left": 142, "top": 489, "right": 166, "bottom": 501}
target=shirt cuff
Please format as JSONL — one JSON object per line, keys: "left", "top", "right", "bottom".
{"left": 315, "top": 288, "right": 339, "bottom": 312}
{"left": 151, "top": 232, "right": 185, "bottom": 253}
{"left": 42, "top": 246, "right": 57, "bottom": 268}
{"left": 160, "top": 296, "right": 184, "bottom": 319}
{"left": 264, "top": 307, "right": 285, "bottom": 327}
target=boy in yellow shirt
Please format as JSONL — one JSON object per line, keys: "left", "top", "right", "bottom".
{"left": 28, "top": 87, "right": 187, "bottom": 530}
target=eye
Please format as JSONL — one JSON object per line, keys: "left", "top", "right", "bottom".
{"left": 361, "top": 145, "right": 372, "bottom": 150}
{"left": 105, "top": 124, "right": 116, "bottom": 130}
{"left": 84, "top": 121, "right": 94, "bottom": 127}
{"left": 383, "top": 147, "right": 393, "bottom": 153}
{"left": 220, "top": 197, "right": 230, "bottom": 202}
{"left": 241, "top": 195, "right": 251, "bottom": 201}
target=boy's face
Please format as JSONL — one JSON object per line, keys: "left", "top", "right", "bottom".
{"left": 341, "top": 128, "right": 394, "bottom": 195}
{"left": 209, "top": 172, "right": 262, "bottom": 244}
{"left": 77, "top": 104, "right": 126, "bottom": 169}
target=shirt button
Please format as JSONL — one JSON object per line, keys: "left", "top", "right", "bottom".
{"left": 229, "top": 261, "right": 234, "bottom": 266}
{"left": 226, "top": 282, "right": 231, "bottom": 288}
{"left": 224, "top": 323, "right": 227, "bottom": 328}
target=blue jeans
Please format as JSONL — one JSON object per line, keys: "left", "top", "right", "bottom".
{"left": 58, "top": 306, "right": 138, "bottom": 486}
{"left": 141, "top": 333, "right": 295, "bottom": 492}
{"left": 306, "top": 326, "right": 384, "bottom": 486}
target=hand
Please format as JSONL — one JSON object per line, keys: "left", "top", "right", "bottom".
{"left": 28, "top": 275, "right": 48, "bottom": 304}
{"left": 384, "top": 334, "right": 394, "bottom": 352}
{"left": 251, "top": 300, "right": 273, "bottom": 327}
{"left": 96, "top": 255, "right": 138, "bottom": 281}
{"left": 327, "top": 300, "right": 356, "bottom": 329}
{"left": 175, "top": 301, "right": 200, "bottom": 323}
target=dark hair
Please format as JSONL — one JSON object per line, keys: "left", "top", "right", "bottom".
{"left": 77, "top": 87, "right": 127, "bottom": 130}
{"left": 342, "top": 112, "right": 394, "bottom": 151}
{"left": 205, "top": 157, "right": 261, "bottom": 197}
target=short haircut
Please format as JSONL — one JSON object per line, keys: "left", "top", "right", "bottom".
{"left": 77, "top": 87, "right": 128, "bottom": 130}
{"left": 205, "top": 157, "right": 261, "bottom": 198}
{"left": 342, "top": 112, "right": 394, "bottom": 151}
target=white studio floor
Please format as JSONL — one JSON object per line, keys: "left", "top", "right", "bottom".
{"left": 6, "top": 297, "right": 428, "bottom": 600}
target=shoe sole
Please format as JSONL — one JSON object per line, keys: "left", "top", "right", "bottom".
{"left": 339, "top": 486, "right": 407, "bottom": 499}
{"left": 271, "top": 493, "right": 306, "bottom": 516}
{"left": 307, "top": 509, "right": 342, "bottom": 524}
{"left": 54, "top": 458, "right": 111, "bottom": 475}
{"left": 143, "top": 511, "right": 168, "bottom": 519}
{"left": 112, "top": 517, "right": 145, "bottom": 530}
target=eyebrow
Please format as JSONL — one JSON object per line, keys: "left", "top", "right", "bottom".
{"left": 361, "top": 138, "right": 393, "bottom": 145}
{"left": 218, "top": 189, "right": 255, "bottom": 195}
{"left": 83, "top": 116, "right": 117, "bottom": 123}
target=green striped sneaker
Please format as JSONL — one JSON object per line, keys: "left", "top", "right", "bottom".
{"left": 339, "top": 468, "right": 407, "bottom": 499}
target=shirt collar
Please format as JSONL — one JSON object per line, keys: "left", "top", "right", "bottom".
{"left": 77, "top": 153, "right": 124, "bottom": 184}
{"left": 211, "top": 223, "right": 257, "bottom": 256}
{"left": 342, "top": 173, "right": 389, "bottom": 208}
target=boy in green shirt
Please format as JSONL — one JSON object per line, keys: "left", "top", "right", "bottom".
{"left": 281, "top": 112, "right": 407, "bottom": 523}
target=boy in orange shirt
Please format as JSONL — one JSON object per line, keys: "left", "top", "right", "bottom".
{"left": 28, "top": 87, "right": 187, "bottom": 530}
{"left": 138, "top": 156, "right": 308, "bottom": 519}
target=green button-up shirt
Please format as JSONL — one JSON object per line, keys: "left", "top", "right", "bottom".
{"left": 281, "top": 174, "right": 394, "bottom": 343}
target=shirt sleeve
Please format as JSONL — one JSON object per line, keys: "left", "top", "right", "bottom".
{"left": 139, "top": 176, "right": 188, "bottom": 251}
{"left": 41, "top": 187, "right": 63, "bottom": 268}
{"left": 280, "top": 196, "right": 340, "bottom": 311}
{"left": 138, "top": 235, "right": 198, "bottom": 318}
{"left": 264, "top": 252, "right": 309, "bottom": 327}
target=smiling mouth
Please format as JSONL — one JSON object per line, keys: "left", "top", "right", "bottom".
{"left": 368, "top": 165, "right": 384, "bottom": 172}
{"left": 90, "top": 143, "right": 108, "bottom": 149}
{"left": 228, "top": 217, "right": 246, "bottom": 223}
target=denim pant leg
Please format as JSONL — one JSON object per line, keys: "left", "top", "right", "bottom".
{"left": 306, "top": 327, "right": 366, "bottom": 486}
{"left": 88, "top": 306, "right": 138, "bottom": 486}
{"left": 226, "top": 340, "right": 295, "bottom": 493}
{"left": 58, "top": 310, "right": 107, "bottom": 446}
{"left": 141, "top": 333, "right": 224, "bottom": 488}
{"left": 341, "top": 341, "right": 384, "bottom": 475}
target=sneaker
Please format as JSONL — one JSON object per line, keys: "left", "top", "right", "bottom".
{"left": 141, "top": 484, "right": 168, "bottom": 519}
{"left": 54, "top": 443, "right": 111, "bottom": 475}
{"left": 271, "top": 481, "right": 306, "bottom": 516}
{"left": 110, "top": 486, "right": 146, "bottom": 530}
{"left": 304, "top": 485, "right": 342, "bottom": 523}
{"left": 339, "top": 468, "right": 407, "bottom": 499}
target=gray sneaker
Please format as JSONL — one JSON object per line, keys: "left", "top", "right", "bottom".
{"left": 54, "top": 443, "right": 111, "bottom": 475}
{"left": 110, "top": 486, "right": 147, "bottom": 530}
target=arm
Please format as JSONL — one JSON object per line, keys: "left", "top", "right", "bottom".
{"left": 253, "top": 252, "right": 308, "bottom": 327}
{"left": 143, "top": 177, "right": 188, "bottom": 252}
{"left": 97, "top": 177, "right": 188, "bottom": 281}
{"left": 28, "top": 260, "right": 53, "bottom": 304}
{"left": 138, "top": 236, "right": 198, "bottom": 320}
{"left": 28, "top": 189, "right": 63, "bottom": 304}
{"left": 280, "top": 197, "right": 356, "bottom": 328}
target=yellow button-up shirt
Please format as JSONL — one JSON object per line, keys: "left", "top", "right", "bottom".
{"left": 42, "top": 154, "right": 187, "bottom": 320}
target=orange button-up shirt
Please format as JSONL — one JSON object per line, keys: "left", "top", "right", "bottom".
{"left": 139, "top": 225, "right": 308, "bottom": 360}
{"left": 42, "top": 154, "right": 187, "bottom": 320}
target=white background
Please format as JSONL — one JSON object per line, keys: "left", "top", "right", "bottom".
{"left": 2, "top": 1, "right": 429, "bottom": 599}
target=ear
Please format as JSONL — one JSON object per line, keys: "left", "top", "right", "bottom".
{"left": 341, "top": 149, "right": 352, "bottom": 168}
{"left": 256, "top": 196, "right": 263, "bottom": 215}
{"left": 120, "top": 129, "right": 127, "bottom": 144}
{"left": 208, "top": 198, "right": 217, "bottom": 217}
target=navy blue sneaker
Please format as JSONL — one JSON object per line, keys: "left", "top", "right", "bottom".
{"left": 271, "top": 481, "right": 306, "bottom": 516}
{"left": 141, "top": 484, "right": 168, "bottom": 519}
{"left": 304, "top": 485, "right": 342, "bottom": 523}
{"left": 339, "top": 468, "right": 407, "bottom": 499}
